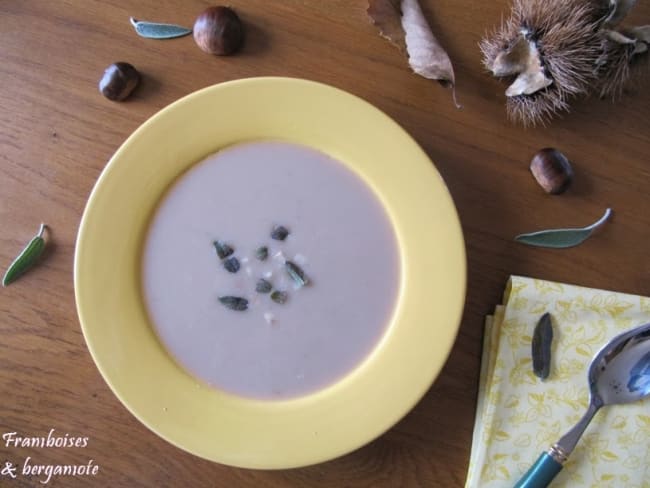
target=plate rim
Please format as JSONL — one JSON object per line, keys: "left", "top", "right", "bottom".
{"left": 74, "top": 76, "right": 467, "bottom": 468}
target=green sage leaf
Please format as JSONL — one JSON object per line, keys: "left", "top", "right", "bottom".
{"left": 255, "top": 246, "right": 268, "bottom": 261}
{"left": 271, "top": 225, "right": 289, "bottom": 241}
{"left": 285, "top": 261, "right": 309, "bottom": 287}
{"left": 270, "top": 290, "right": 288, "bottom": 304}
{"left": 3, "top": 224, "right": 47, "bottom": 287}
{"left": 532, "top": 312, "right": 553, "bottom": 379}
{"left": 222, "top": 256, "right": 240, "bottom": 273}
{"left": 515, "top": 208, "right": 612, "bottom": 248}
{"left": 130, "top": 17, "right": 192, "bottom": 39}
{"left": 218, "top": 296, "right": 248, "bottom": 311}
{"left": 256, "top": 278, "right": 272, "bottom": 294}
{"left": 213, "top": 240, "right": 234, "bottom": 260}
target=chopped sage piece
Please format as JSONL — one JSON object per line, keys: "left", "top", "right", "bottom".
{"left": 285, "top": 261, "right": 309, "bottom": 287}
{"left": 222, "top": 256, "right": 240, "bottom": 273}
{"left": 255, "top": 246, "right": 269, "bottom": 261}
{"left": 3, "top": 223, "right": 47, "bottom": 287}
{"left": 218, "top": 296, "right": 248, "bottom": 311}
{"left": 270, "top": 290, "right": 288, "bottom": 304}
{"left": 213, "top": 240, "right": 234, "bottom": 260}
{"left": 532, "top": 312, "right": 554, "bottom": 380}
{"left": 271, "top": 225, "right": 289, "bottom": 241}
{"left": 255, "top": 278, "right": 272, "bottom": 294}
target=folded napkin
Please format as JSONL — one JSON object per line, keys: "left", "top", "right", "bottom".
{"left": 466, "top": 276, "right": 650, "bottom": 488}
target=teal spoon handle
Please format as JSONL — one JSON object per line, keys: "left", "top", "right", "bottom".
{"left": 513, "top": 452, "right": 563, "bottom": 488}
{"left": 515, "top": 401, "right": 600, "bottom": 487}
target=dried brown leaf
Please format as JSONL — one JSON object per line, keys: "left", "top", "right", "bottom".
{"left": 401, "top": 0, "right": 455, "bottom": 84}
{"left": 367, "top": 0, "right": 407, "bottom": 51}
{"left": 368, "top": 0, "right": 459, "bottom": 107}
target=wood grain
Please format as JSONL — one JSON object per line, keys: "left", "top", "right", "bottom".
{"left": 1, "top": 1, "right": 648, "bottom": 486}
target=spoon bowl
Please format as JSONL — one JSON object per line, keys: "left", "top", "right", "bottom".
{"left": 592, "top": 326, "right": 650, "bottom": 405}
{"left": 515, "top": 322, "right": 650, "bottom": 488}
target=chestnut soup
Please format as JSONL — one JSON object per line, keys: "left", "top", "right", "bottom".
{"left": 141, "top": 141, "right": 400, "bottom": 399}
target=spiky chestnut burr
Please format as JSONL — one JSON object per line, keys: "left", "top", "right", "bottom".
{"left": 481, "top": 0, "right": 648, "bottom": 125}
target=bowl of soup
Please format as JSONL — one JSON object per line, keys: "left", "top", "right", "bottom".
{"left": 74, "top": 77, "right": 466, "bottom": 468}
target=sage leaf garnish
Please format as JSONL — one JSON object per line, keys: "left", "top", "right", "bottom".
{"left": 129, "top": 17, "right": 192, "bottom": 39}
{"left": 213, "top": 240, "right": 234, "bottom": 260}
{"left": 222, "top": 256, "right": 240, "bottom": 273}
{"left": 532, "top": 312, "right": 553, "bottom": 380}
{"left": 285, "top": 261, "right": 309, "bottom": 287}
{"left": 3, "top": 223, "right": 47, "bottom": 287}
{"left": 255, "top": 246, "right": 268, "bottom": 261}
{"left": 218, "top": 296, "right": 248, "bottom": 311}
{"left": 515, "top": 208, "right": 612, "bottom": 248}
{"left": 270, "top": 290, "right": 288, "bottom": 304}
{"left": 255, "top": 278, "right": 272, "bottom": 294}
{"left": 271, "top": 225, "right": 289, "bottom": 241}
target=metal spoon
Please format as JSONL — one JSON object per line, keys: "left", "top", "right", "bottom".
{"left": 514, "top": 321, "right": 650, "bottom": 488}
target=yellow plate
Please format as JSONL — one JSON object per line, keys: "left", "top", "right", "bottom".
{"left": 74, "top": 77, "right": 466, "bottom": 469}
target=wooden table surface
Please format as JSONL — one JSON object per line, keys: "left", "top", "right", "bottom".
{"left": 1, "top": 1, "right": 648, "bottom": 486}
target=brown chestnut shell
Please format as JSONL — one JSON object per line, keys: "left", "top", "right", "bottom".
{"left": 193, "top": 6, "right": 244, "bottom": 56}
{"left": 98, "top": 62, "right": 140, "bottom": 101}
{"left": 530, "top": 148, "right": 574, "bottom": 194}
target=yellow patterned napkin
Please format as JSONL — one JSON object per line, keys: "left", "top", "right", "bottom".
{"left": 465, "top": 276, "right": 650, "bottom": 488}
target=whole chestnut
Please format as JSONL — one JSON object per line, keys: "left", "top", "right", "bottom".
{"left": 98, "top": 62, "right": 140, "bottom": 101}
{"left": 530, "top": 148, "right": 574, "bottom": 194}
{"left": 193, "top": 6, "right": 244, "bottom": 56}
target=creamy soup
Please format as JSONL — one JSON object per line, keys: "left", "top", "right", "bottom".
{"left": 141, "top": 141, "right": 400, "bottom": 399}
